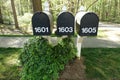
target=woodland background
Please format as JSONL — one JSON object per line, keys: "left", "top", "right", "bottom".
{"left": 0, "top": 0, "right": 120, "bottom": 34}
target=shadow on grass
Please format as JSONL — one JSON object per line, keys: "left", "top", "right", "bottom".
{"left": 82, "top": 48, "right": 120, "bottom": 80}
{"left": 0, "top": 48, "right": 21, "bottom": 80}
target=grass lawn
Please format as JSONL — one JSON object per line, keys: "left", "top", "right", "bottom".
{"left": 82, "top": 48, "right": 120, "bottom": 80}
{"left": 0, "top": 48, "right": 120, "bottom": 80}
{"left": 0, "top": 48, "right": 21, "bottom": 80}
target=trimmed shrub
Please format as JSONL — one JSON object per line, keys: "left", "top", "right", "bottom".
{"left": 19, "top": 37, "right": 77, "bottom": 80}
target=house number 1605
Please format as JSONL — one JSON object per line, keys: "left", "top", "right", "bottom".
{"left": 82, "top": 27, "right": 96, "bottom": 33}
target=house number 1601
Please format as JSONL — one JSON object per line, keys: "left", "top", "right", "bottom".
{"left": 35, "top": 27, "right": 49, "bottom": 33}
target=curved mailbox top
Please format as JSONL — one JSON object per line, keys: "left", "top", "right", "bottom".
{"left": 80, "top": 12, "right": 99, "bottom": 27}
{"left": 32, "top": 12, "right": 52, "bottom": 35}
{"left": 76, "top": 12, "right": 99, "bottom": 36}
{"left": 56, "top": 12, "right": 75, "bottom": 35}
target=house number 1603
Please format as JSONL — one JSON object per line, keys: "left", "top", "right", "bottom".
{"left": 58, "top": 27, "right": 73, "bottom": 33}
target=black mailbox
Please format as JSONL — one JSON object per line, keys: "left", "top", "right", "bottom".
{"left": 32, "top": 11, "right": 53, "bottom": 35}
{"left": 76, "top": 12, "right": 99, "bottom": 36}
{"left": 56, "top": 12, "right": 75, "bottom": 35}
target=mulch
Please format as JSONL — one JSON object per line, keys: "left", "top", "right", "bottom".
{"left": 59, "top": 57, "right": 86, "bottom": 80}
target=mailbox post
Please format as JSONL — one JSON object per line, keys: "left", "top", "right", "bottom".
{"left": 31, "top": 4, "right": 99, "bottom": 59}
{"left": 75, "top": 11, "right": 99, "bottom": 58}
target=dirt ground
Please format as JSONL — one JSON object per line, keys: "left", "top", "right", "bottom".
{"left": 59, "top": 57, "right": 86, "bottom": 80}
{"left": 0, "top": 24, "right": 31, "bottom": 35}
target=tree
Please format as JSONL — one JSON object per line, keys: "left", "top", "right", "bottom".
{"left": 0, "top": 0, "right": 3, "bottom": 24}
{"left": 32, "top": 0, "right": 42, "bottom": 13}
{"left": 113, "top": 0, "right": 117, "bottom": 17}
{"left": 11, "top": 0, "right": 19, "bottom": 29}
{"left": 86, "top": 0, "right": 98, "bottom": 11}
{"left": 0, "top": 7, "right": 3, "bottom": 23}
{"left": 77, "top": 0, "right": 80, "bottom": 11}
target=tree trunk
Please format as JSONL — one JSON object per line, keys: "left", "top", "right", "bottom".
{"left": 11, "top": 0, "right": 19, "bottom": 29}
{"left": 114, "top": 0, "right": 117, "bottom": 17}
{"left": 86, "top": 0, "right": 98, "bottom": 11}
{"left": 0, "top": 7, "right": 3, "bottom": 23}
{"left": 20, "top": 0, "right": 24, "bottom": 15}
{"left": 32, "top": 0, "right": 42, "bottom": 13}
{"left": 77, "top": 0, "right": 80, "bottom": 11}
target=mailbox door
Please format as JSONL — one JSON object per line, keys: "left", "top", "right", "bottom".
{"left": 32, "top": 12, "right": 51, "bottom": 35}
{"left": 79, "top": 12, "right": 99, "bottom": 36}
{"left": 56, "top": 12, "right": 74, "bottom": 35}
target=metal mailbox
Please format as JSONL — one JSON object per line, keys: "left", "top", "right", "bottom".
{"left": 56, "top": 12, "right": 75, "bottom": 35}
{"left": 32, "top": 11, "right": 53, "bottom": 35}
{"left": 75, "top": 12, "right": 99, "bottom": 36}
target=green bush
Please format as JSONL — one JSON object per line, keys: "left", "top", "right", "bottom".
{"left": 19, "top": 37, "right": 77, "bottom": 80}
